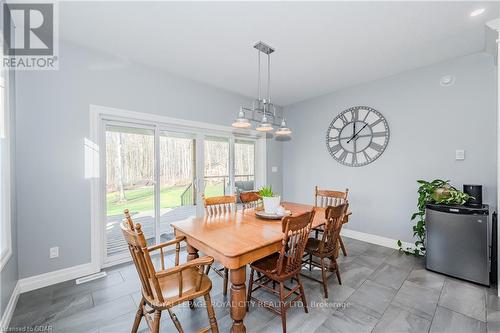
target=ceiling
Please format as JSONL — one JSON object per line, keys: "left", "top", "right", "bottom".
{"left": 59, "top": 1, "right": 499, "bottom": 106}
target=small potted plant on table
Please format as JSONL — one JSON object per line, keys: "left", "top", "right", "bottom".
{"left": 259, "top": 185, "right": 281, "bottom": 214}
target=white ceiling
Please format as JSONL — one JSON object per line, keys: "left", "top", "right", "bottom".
{"left": 60, "top": 1, "right": 499, "bottom": 106}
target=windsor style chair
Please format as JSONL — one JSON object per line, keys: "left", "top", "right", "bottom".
{"left": 303, "top": 203, "right": 348, "bottom": 298}
{"left": 246, "top": 210, "right": 316, "bottom": 333}
{"left": 201, "top": 194, "right": 237, "bottom": 296}
{"left": 313, "top": 186, "right": 349, "bottom": 256}
{"left": 121, "top": 209, "right": 219, "bottom": 333}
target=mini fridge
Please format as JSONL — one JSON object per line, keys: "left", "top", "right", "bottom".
{"left": 426, "top": 203, "right": 490, "bottom": 286}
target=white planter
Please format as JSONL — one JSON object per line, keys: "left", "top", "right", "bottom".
{"left": 263, "top": 196, "right": 281, "bottom": 214}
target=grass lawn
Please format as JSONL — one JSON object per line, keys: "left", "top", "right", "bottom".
{"left": 107, "top": 183, "right": 225, "bottom": 216}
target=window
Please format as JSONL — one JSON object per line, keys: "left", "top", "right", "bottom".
{"left": 0, "top": 72, "right": 12, "bottom": 270}
{"left": 234, "top": 139, "right": 256, "bottom": 196}
{"left": 204, "top": 137, "right": 230, "bottom": 197}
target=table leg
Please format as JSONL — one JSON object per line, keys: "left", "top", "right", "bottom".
{"left": 187, "top": 243, "right": 199, "bottom": 309}
{"left": 187, "top": 243, "right": 199, "bottom": 261}
{"left": 230, "top": 266, "right": 247, "bottom": 333}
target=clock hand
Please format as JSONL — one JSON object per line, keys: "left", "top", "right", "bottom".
{"left": 353, "top": 121, "right": 357, "bottom": 154}
{"left": 345, "top": 122, "right": 357, "bottom": 143}
{"left": 347, "top": 124, "right": 368, "bottom": 143}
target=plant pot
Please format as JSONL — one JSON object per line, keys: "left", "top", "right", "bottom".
{"left": 263, "top": 196, "right": 281, "bottom": 214}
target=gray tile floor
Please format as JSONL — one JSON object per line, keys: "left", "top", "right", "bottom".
{"left": 9, "top": 237, "right": 499, "bottom": 333}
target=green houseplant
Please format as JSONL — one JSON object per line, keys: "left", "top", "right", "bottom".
{"left": 259, "top": 185, "right": 281, "bottom": 214}
{"left": 398, "top": 179, "right": 472, "bottom": 256}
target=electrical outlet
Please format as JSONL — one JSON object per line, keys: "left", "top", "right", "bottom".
{"left": 455, "top": 149, "right": 465, "bottom": 160}
{"left": 49, "top": 246, "right": 59, "bottom": 259}
{"left": 272, "top": 166, "right": 278, "bottom": 173}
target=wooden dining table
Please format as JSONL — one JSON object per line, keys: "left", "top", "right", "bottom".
{"left": 171, "top": 201, "right": 350, "bottom": 333}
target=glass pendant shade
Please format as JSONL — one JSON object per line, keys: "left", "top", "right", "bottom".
{"left": 275, "top": 119, "right": 292, "bottom": 135}
{"left": 256, "top": 115, "right": 273, "bottom": 132}
{"left": 232, "top": 109, "right": 251, "bottom": 128}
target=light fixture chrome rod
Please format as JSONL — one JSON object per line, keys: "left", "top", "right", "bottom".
{"left": 257, "top": 50, "right": 261, "bottom": 101}
{"left": 267, "top": 53, "right": 271, "bottom": 104}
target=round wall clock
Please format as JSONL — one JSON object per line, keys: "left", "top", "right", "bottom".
{"left": 326, "top": 106, "right": 390, "bottom": 167}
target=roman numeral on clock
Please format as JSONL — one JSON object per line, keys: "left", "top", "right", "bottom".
{"left": 372, "top": 131, "right": 387, "bottom": 137}
{"left": 370, "top": 118, "right": 383, "bottom": 127}
{"left": 338, "top": 150, "right": 348, "bottom": 162}
{"left": 329, "top": 144, "right": 342, "bottom": 154}
{"left": 369, "top": 142, "right": 384, "bottom": 152}
{"left": 363, "top": 151, "right": 372, "bottom": 162}
{"left": 350, "top": 109, "right": 359, "bottom": 122}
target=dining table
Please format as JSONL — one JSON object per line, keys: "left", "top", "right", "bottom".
{"left": 171, "top": 201, "right": 350, "bottom": 333}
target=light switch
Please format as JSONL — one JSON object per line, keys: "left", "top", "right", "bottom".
{"left": 50, "top": 246, "right": 59, "bottom": 259}
{"left": 272, "top": 166, "right": 278, "bottom": 173}
{"left": 455, "top": 149, "right": 465, "bottom": 160}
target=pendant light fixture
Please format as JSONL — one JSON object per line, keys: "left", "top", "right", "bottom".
{"left": 275, "top": 119, "right": 292, "bottom": 136}
{"left": 232, "top": 107, "right": 251, "bottom": 128}
{"left": 232, "top": 41, "right": 291, "bottom": 137}
{"left": 256, "top": 114, "right": 273, "bottom": 132}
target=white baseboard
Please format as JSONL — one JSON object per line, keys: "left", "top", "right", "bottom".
{"left": 0, "top": 281, "right": 20, "bottom": 329}
{"left": 18, "top": 262, "right": 98, "bottom": 293}
{"left": 341, "top": 228, "right": 414, "bottom": 250}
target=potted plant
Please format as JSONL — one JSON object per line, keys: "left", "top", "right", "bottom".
{"left": 259, "top": 185, "right": 281, "bottom": 214}
{"left": 398, "top": 179, "right": 472, "bottom": 256}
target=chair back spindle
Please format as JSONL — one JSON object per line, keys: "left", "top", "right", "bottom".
{"left": 276, "top": 210, "right": 315, "bottom": 277}
{"left": 320, "top": 204, "right": 348, "bottom": 254}
{"left": 314, "top": 186, "right": 348, "bottom": 208}
{"left": 203, "top": 195, "right": 237, "bottom": 216}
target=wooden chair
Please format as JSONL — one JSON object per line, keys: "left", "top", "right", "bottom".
{"left": 239, "top": 191, "right": 262, "bottom": 211}
{"left": 202, "top": 194, "right": 237, "bottom": 296}
{"left": 121, "top": 209, "right": 219, "bottom": 333}
{"left": 313, "top": 186, "right": 349, "bottom": 256}
{"left": 302, "top": 204, "right": 348, "bottom": 298}
{"left": 247, "top": 210, "right": 316, "bottom": 333}
{"left": 203, "top": 194, "right": 237, "bottom": 216}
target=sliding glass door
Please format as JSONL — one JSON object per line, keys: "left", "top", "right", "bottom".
{"left": 105, "top": 125, "right": 156, "bottom": 260}
{"left": 159, "top": 131, "right": 196, "bottom": 243}
{"left": 204, "top": 137, "right": 230, "bottom": 197}
{"left": 234, "top": 139, "right": 256, "bottom": 197}
{"left": 102, "top": 121, "right": 260, "bottom": 265}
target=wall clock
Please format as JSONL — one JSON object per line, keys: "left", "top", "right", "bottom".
{"left": 326, "top": 106, "right": 390, "bottom": 167}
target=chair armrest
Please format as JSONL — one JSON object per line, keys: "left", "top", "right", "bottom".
{"left": 147, "top": 236, "right": 186, "bottom": 270}
{"left": 342, "top": 211, "right": 352, "bottom": 224}
{"left": 147, "top": 236, "right": 186, "bottom": 252}
{"left": 155, "top": 256, "right": 214, "bottom": 278}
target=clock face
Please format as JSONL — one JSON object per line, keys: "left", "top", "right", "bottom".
{"left": 326, "top": 106, "right": 390, "bottom": 167}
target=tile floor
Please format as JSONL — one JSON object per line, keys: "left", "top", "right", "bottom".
{"left": 9, "top": 237, "right": 499, "bottom": 333}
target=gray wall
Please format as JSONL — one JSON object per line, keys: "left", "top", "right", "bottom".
{"left": 283, "top": 53, "right": 497, "bottom": 243}
{"left": 1, "top": 67, "right": 18, "bottom": 318}
{"left": 15, "top": 40, "right": 283, "bottom": 278}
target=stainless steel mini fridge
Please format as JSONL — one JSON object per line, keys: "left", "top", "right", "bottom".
{"left": 426, "top": 203, "right": 490, "bottom": 286}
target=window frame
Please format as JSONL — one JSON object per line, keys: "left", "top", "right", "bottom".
{"left": 1, "top": 71, "right": 12, "bottom": 271}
